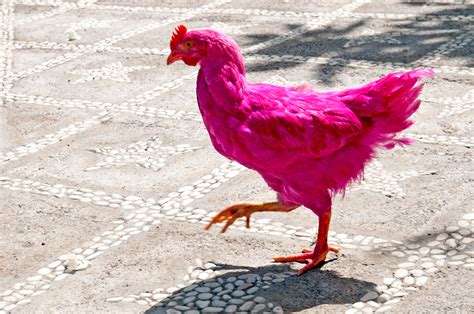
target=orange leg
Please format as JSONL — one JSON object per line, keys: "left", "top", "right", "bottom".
{"left": 273, "top": 211, "right": 340, "bottom": 275}
{"left": 205, "top": 202, "right": 298, "bottom": 233}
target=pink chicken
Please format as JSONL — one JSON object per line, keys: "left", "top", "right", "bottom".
{"left": 167, "top": 25, "right": 433, "bottom": 275}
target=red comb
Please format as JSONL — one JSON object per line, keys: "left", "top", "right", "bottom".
{"left": 170, "top": 24, "right": 187, "bottom": 49}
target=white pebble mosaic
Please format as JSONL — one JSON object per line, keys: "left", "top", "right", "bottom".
{"left": 0, "top": 162, "right": 245, "bottom": 311}
{"left": 85, "top": 136, "right": 201, "bottom": 172}
{"left": 346, "top": 212, "right": 474, "bottom": 313}
{"left": 107, "top": 258, "right": 288, "bottom": 313}
{"left": 1, "top": 0, "right": 472, "bottom": 312}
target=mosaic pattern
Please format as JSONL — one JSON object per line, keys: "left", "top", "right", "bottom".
{"left": 329, "top": 29, "right": 416, "bottom": 48}
{"left": 61, "top": 17, "right": 116, "bottom": 32}
{"left": 107, "top": 259, "right": 287, "bottom": 313}
{"left": 208, "top": 22, "right": 257, "bottom": 35}
{"left": 0, "top": 0, "right": 472, "bottom": 313}
{"left": 67, "top": 61, "right": 155, "bottom": 84}
{"left": 347, "top": 160, "right": 433, "bottom": 198}
{"left": 84, "top": 136, "right": 201, "bottom": 172}
{"left": 426, "top": 89, "right": 474, "bottom": 118}
{"left": 347, "top": 213, "right": 474, "bottom": 313}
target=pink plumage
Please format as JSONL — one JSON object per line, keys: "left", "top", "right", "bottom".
{"left": 167, "top": 25, "right": 433, "bottom": 274}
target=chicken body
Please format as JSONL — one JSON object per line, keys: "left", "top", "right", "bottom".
{"left": 167, "top": 25, "right": 432, "bottom": 274}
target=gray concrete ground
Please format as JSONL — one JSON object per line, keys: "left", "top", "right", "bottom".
{"left": 0, "top": 0, "right": 473, "bottom": 313}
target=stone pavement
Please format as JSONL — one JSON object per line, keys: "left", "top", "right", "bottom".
{"left": 0, "top": 0, "right": 473, "bottom": 313}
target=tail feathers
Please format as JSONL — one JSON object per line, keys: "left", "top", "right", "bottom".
{"left": 341, "top": 68, "right": 434, "bottom": 148}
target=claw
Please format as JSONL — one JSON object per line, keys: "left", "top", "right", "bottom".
{"left": 204, "top": 204, "right": 255, "bottom": 233}
{"left": 273, "top": 245, "right": 340, "bottom": 275}
{"left": 205, "top": 202, "right": 297, "bottom": 233}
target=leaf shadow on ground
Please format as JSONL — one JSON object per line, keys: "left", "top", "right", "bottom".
{"left": 243, "top": 4, "right": 473, "bottom": 86}
{"left": 145, "top": 262, "right": 377, "bottom": 313}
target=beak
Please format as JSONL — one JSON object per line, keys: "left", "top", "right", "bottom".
{"left": 166, "top": 51, "right": 183, "bottom": 65}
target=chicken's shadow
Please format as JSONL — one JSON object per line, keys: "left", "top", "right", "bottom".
{"left": 145, "top": 263, "right": 376, "bottom": 313}
{"left": 244, "top": 4, "right": 473, "bottom": 85}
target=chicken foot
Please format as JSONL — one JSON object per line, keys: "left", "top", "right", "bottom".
{"left": 205, "top": 202, "right": 298, "bottom": 233}
{"left": 273, "top": 211, "right": 340, "bottom": 275}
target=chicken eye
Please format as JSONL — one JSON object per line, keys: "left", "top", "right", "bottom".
{"left": 185, "top": 41, "right": 192, "bottom": 48}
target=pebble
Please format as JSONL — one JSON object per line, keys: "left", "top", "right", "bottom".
{"left": 435, "top": 260, "right": 445, "bottom": 267}
{"left": 196, "top": 287, "right": 211, "bottom": 293}
{"left": 391, "top": 280, "right": 403, "bottom": 289}
{"left": 353, "top": 302, "right": 365, "bottom": 309}
{"left": 394, "top": 268, "right": 409, "bottom": 278}
{"left": 239, "top": 283, "right": 253, "bottom": 290}
{"left": 229, "top": 298, "right": 244, "bottom": 305}
{"left": 415, "top": 276, "right": 428, "bottom": 287}
{"left": 451, "top": 254, "right": 468, "bottom": 261}
{"left": 17, "top": 297, "right": 30, "bottom": 305}
{"left": 152, "top": 293, "right": 168, "bottom": 300}
{"left": 436, "top": 233, "right": 449, "bottom": 241}
{"left": 37, "top": 268, "right": 51, "bottom": 275}
{"left": 196, "top": 300, "right": 210, "bottom": 309}
{"left": 446, "top": 226, "right": 459, "bottom": 233}
{"left": 211, "top": 300, "right": 226, "bottom": 307}
{"left": 427, "top": 240, "right": 440, "bottom": 247}
{"left": 391, "top": 251, "right": 405, "bottom": 257}
{"left": 403, "top": 276, "right": 415, "bottom": 285}
{"left": 198, "top": 293, "right": 213, "bottom": 300}
{"left": 446, "top": 239, "right": 457, "bottom": 248}
{"left": 240, "top": 301, "right": 255, "bottom": 311}
{"left": 183, "top": 296, "right": 196, "bottom": 304}
{"left": 406, "top": 243, "right": 420, "bottom": 249}
{"left": 234, "top": 279, "right": 245, "bottom": 286}
{"left": 367, "top": 301, "right": 380, "bottom": 308}
{"left": 202, "top": 307, "right": 224, "bottom": 313}
{"left": 410, "top": 269, "right": 424, "bottom": 277}
{"left": 383, "top": 277, "right": 395, "bottom": 286}
{"left": 361, "top": 291, "right": 378, "bottom": 302}
{"left": 122, "top": 297, "right": 135, "bottom": 302}
{"left": 462, "top": 213, "right": 474, "bottom": 220}
{"left": 419, "top": 247, "right": 430, "bottom": 255}
{"left": 254, "top": 296, "right": 266, "bottom": 303}
{"left": 232, "top": 290, "right": 245, "bottom": 297}
{"left": 447, "top": 250, "right": 458, "bottom": 257}
{"left": 204, "top": 263, "right": 217, "bottom": 269}
{"left": 252, "top": 303, "right": 266, "bottom": 312}
{"left": 377, "top": 293, "right": 391, "bottom": 303}
{"left": 19, "top": 289, "right": 33, "bottom": 295}
{"left": 221, "top": 295, "right": 232, "bottom": 302}
{"left": 27, "top": 275, "right": 42, "bottom": 282}
{"left": 205, "top": 283, "right": 220, "bottom": 289}
{"left": 458, "top": 228, "right": 470, "bottom": 236}
{"left": 224, "top": 305, "right": 237, "bottom": 313}
{"left": 273, "top": 306, "right": 284, "bottom": 313}
{"left": 198, "top": 272, "right": 210, "bottom": 280}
